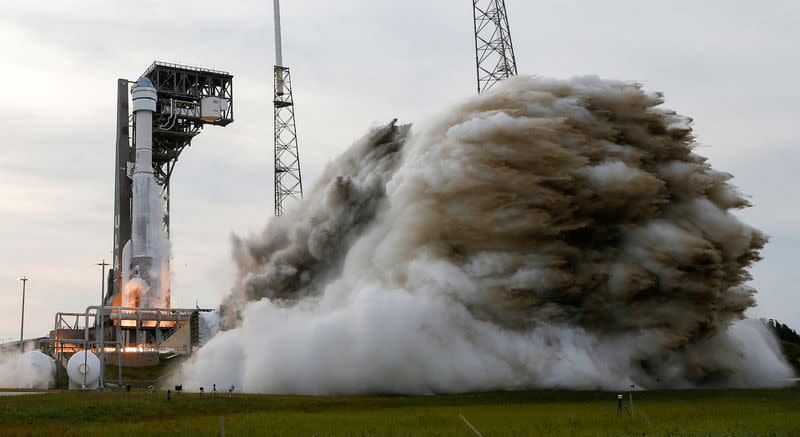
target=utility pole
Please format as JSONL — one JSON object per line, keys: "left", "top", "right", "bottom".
{"left": 19, "top": 277, "right": 28, "bottom": 352}
{"left": 273, "top": 0, "right": 303, "bottom": 216}
{"left": 472, "top": 0, "right": 518, "bottom": 93}
{"left": 97, "top": 260, "right": 109, "bottom": 305}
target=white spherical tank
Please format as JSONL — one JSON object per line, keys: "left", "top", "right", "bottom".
{"left": 67, "top": 351, "right": 101, "bottom": 389}
{"left": 15, "top": 350, "right": 56, "bottom": 389}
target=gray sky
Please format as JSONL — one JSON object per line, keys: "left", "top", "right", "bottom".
{"left": 0, "top": 0, "right": 798, "bottom": 342}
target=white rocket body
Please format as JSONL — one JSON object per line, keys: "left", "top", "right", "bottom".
{"left": 125, "top": 78, "right": 168, "bottom": 308}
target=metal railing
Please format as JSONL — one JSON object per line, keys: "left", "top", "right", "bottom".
{"left": 143, "top": 61, "right": 231, "bottom": 78}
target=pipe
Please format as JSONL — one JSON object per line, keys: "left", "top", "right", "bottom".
{"left": 36, "top": 338, "right": 88, "bottom": 348}
{"left": 36, "top": 338, "right": 89, "bottom": 389}
{"left": 108, "top": 314, "right": 185, "bottom": 322}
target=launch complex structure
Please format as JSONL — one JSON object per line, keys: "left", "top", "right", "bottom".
{"left": 110, "top": 62, "right": 234, "bottom": 306}
{"left": 16, "top": 0, "right": 519, "bottom": 390}
{"left": 32, "top": 62, "right": 237, "bottom": 389}
{"left": 33, "top": 0, "right": 301, "bottom": 390}
{"left": 98, "top": 0, "right": 517, "bottom": 318}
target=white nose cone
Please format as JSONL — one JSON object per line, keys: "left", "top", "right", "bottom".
{"left": 132, "top": 78, "right": 157, "bottom": 112}
{"left": 137, "top": 77, "right": 154, "bottom": 87}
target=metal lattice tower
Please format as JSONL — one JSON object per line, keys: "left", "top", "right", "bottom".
{"left": 273, "top": 67, "right": 303, "bottom": 216}
{"left": 273, "top": 0, "right": 303, "bottom": 216}
{"left": 472, "top": 0, "right": 518, "bottom": 93}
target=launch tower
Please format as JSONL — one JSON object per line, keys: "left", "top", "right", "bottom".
{"left": 111, "top": 62, "right": 234, "bottom": 306}
{"left": 472, "top": 0, "right": 518, "bottom": 93}
{"left": 273, "top": 0, "right": 304, "bottom": 216}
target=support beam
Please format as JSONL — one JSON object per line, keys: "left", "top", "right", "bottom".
{"left": 112, "top": 79, "right": 133, "bottom": 301}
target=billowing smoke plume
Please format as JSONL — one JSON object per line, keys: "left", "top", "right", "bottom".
{"left": 0, "top": 351, "right": 22, "bottom": 388}
{"left": 0, "top": 350, "right": 55, "bottom": 389}
{"left": 180, "top": 76, "right": 794, "bottom": 393}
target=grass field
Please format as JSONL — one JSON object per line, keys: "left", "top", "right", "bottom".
{"left": 1, "top": 388, "right": 799, "bottom": 437}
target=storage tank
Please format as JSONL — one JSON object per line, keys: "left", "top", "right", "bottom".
{"left": 67, "top": 351, "right": 101, "bottom": 390}
{"left": 15, "top": 350, "right": 56, "bottom": 389}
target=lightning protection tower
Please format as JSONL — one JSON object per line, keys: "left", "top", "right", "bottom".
{"left": 472, "top": 0, "right": 518, "bottom": 93}
{"left": 273, "top": 0, "right": 303, "bottom": 216}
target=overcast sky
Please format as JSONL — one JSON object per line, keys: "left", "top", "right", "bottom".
{"left": 0, "top": 0, "right": 798, "bottom": 342}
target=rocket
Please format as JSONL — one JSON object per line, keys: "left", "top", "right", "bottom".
{"left": 123, "top": 77, "right": 167, "bottom": 307}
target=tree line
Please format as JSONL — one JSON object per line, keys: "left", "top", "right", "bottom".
{"left": 763, "top": 319, "right": 800, "bottom": 345}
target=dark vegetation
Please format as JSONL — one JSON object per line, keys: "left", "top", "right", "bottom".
{"left": 764, "top": 319, "right": 800, "bottom": 375}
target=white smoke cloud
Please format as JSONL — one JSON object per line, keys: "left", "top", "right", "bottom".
{"left": 0, "top": 350, "right": 54, "bottom": 389}
{"left": 0, "top": 351, "right": 19, "bottom": 388}
{"left": 179, "top": 76, "right": 795, "bottom": 394}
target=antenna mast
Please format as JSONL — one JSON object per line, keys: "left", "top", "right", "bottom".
{"left": 273, "top": 0, "right": 303, "bottom": 216}
{"left": 273, "top": 0, "right": 283, "bottom": 67}
{"left": 472, "top": 0, "right": 518, "bottom": 93}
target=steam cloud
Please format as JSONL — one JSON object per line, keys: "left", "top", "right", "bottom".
{"left": 180, "top": 76, "right": 794, "bottom": 394}
{"left": 0, "top": 350, "right": 54, "bottom": 389}
{"left": 0, "top": 351, "right": 22, "bottom": 388}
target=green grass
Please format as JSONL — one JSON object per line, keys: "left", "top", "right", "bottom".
{"left": 1, "top": 388, "right": 799, "bottom": 436}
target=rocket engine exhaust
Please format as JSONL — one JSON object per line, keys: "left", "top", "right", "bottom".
{"left": 179, "top": 76, "right": 794, "bottom": 394}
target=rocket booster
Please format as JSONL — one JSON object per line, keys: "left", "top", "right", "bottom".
{"left": 128, "top": 78, "right": 163, "bottom": 303}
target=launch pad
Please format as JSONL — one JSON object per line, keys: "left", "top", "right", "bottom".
{"left": 44, "top": 305, "right": 212, "bottom": 388}
{"left": 34, "top": 61, "right": 235, "bottom": 389}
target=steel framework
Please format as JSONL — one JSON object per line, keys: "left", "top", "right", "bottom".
{"left": 141, "top": 61, "right": 234, "bottom": 213}
{"left": 472, "top": 0, "right": 518, "bottom": 93}
{"left": 111, "top": 62, "right": 234, "bottom": 304}
{"left": 47, "top": 306, "right": 210, "bottom": 388}
{"left": 273, "top": 66, "right": 303, "bottom": 216}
